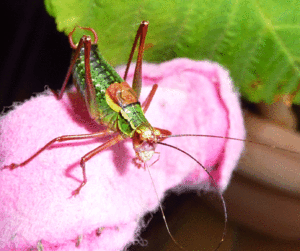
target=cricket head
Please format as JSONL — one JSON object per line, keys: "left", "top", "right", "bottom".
{"left": 133, "top": 124, "right": 171, "bottom": 163}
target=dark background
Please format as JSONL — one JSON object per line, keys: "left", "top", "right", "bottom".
{"left": 0, "top": 0, "right": 71, "bottom": 113}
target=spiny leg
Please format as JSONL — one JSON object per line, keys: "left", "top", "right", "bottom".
{"left": 123, "top": 21, "right": 149, "bottom": 99}
{"left": 2, "top": 130, "right": 115, "bottom": 170}
{"left": 72, "top": 134, "right": 124, "bottom": 196}
{"left": 75, "top": 235, "right": 83, "bottom": 247}
{"left": 142, "top": 84, "right": 158, "bottom": 113}
{"left": 37, "top": 240, "right": 44, "bottom": 251}
{"left": 55, "top": 27, "right": 98, "bottom": 100}
{"left": 96, "top": 227, "right": 105, "bottom": 236}
{"left": 54, "top": 37, "right": 85, "bottom": 99}
{"left": 81, "top": 32, "right": 99, "bottom": 118}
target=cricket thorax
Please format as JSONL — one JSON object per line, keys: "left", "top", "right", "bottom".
{"left": 105, "top": 82, "right": 154, "bottom": 137}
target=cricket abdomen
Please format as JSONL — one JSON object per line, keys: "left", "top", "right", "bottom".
{"left": 72, "top": 44, "right": 151, "bottom": 137}
{"left": 73, "top": 45, "right": 123, "bottom": 95}
{"left": 72, "top": 44, "right": 123, "bottom": 132}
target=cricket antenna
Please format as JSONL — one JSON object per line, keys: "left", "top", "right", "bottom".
{"left": 165, "top": 133, "right": 300, "bottom": 155}
{"left": 145, "top": 162, "right": 188, "bottom": 251}
{"left": 156, "top": 141, "right": 228, "bottom": 251}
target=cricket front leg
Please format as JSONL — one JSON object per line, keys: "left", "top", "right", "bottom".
{"left": 1, "top": 130, "right": 115, "bottom": 171}
{"left": 72, "top": 134, "right": 124, "bottom": 196}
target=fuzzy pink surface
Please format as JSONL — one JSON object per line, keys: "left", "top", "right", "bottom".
{"left": 0, "top": 59, "right": 244, "bottom": 250}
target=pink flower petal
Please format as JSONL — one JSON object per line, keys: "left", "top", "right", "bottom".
{"left": 0, "top": 59, "right": 244, "bottom": 250}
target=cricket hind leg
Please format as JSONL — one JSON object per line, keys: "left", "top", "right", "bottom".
{"left": 2, "top": 130, "right": 115, "bottom": 171}
{"left": 53, "top": 27, "right": 98, "bottom": 100}
{"left": 52, "top": 37, "right": 86, "bottom": 99}
{"left": 124, "top": 21, "right": 149, "bottom": 99}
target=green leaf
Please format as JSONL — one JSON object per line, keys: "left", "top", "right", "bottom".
{"left": 44, "top": 0, "right": 300, "bottom": 104}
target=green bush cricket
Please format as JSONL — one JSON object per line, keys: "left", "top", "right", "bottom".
{"left": 3, "top": 19, "right": 300, "bottom": 251}
{"left": 8, "top": 20, "right": 288, "bottom": 250}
